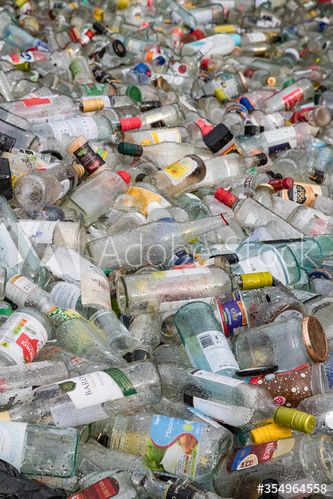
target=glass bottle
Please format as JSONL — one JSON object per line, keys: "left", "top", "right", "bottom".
{"left": 0, "top": 361, "right": 161, "bottom": 427}
{"left": 174, "top": 301, "right": 239, "bottom": 376}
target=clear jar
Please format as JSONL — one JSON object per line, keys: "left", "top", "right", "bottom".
{"left": 234, "top": 316, "right": 328, "bottom": 372}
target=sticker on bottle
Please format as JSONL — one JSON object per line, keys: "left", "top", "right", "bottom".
{"left": 152, "top": 267, "right": 209, "bottom": 279}
{"left": 18, "top": 220, "right": 57, "bottom": 245}
{"left": 279, "top": 183, "right": 322, "bottom": 207}
{"left": 219, "top": 297, "right": 248, "bottom": 336}
{"left": 186, "top": 406, "right": 221, "bottom": 428}
{"left": 49, "top": 117, "right": 99, "bottom": 142}
{"left": 146, "top": 415, "right": 203, "bottom": 478}
{"left": 189, "top": 369, "right": 244, "bottom": 386}
{"left": 128, "top": 186, "right": 171, "bottom": 216}
{"left": 237, "top": 249, "right": 289, "bottom": 285}
{"left": 190, "top": 398, "right": 252, "bottom": 427}
{"left": 0, "top": 312, "right": 48, "bottom": 364}
{"left": 21, "top": 97, "right": 52, "bottom": 107}
{"left": 325, "top": 411, "right": 333, "bottom": 430}
{"left": 0, "top": 422, "right": 27, "bottom": 471}
{"left": 0, "top": 223, "right": 24, "bottom": 270}
{"left": 265, "top": 127, "right": 297, "bottom": 154}
{"left": 282, "top": 88, "right": 304, "bottom": 111}
{"left": 68, "top": 477, "right": 120, "bottom": 499}
{"left": 226, "top": 438, "right": 295, "bottom": 472}
{"left": 80, "top": 271, "right": 111, "bottom": 309}
{"left": 163, "top": 157, "right": 198, "bottom": 186}
{"left": 186, "top": 330, "right": 239, "bottom": 373}
{"left": 139, "top": 129, "right": 182, "bottom": 146}
{"left": 59, "top": 368, "right": 137, "bottom": 409}
{"left": 49, "top": 282, "right": 81, "bottom": 310}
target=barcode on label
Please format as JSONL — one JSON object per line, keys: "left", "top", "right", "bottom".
{"left": 199, "top": 334, "right": 214, "bottom": 349}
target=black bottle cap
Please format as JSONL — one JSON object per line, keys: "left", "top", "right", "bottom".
{"left": 92, "top": 22, "right": 107, "bottom": 35}
{"left": 183, "top": 393, "right": 194, "bottom": 406}
{"left": 152, "top": 120, "right": 165, "bottom": 128}
{"left": 122, "top": 352, "right": 134, "bottom": 363}
{"left": 255, "top": 152, "right": 268, "bottom": 166}
{"left": 266, "top": 171, "right": 282, "bottom": 179}
{"left": 132, "top": 349, "right": 150, "bottom": 361}
{"left": 0, "top": 158, "right": 12, "bottom": 200}
{"left": 140, "top": 100, "right": 161, "bottom": 112}
{"left": 244, "top": 122, "right": 264, "bottom": 136}
{"left": 210, "top": 253, "right": 239, "bottom": 264}
{"left": 112, "top": 39, "right": 127, "bottom": 58}
{"left": 203, "top": 123, "right": 234, "bottom": 153}
{"left": 236, "top": 365, "right": 278, "bottom": 377}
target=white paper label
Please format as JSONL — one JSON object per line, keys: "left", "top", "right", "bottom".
{"left": 186, "top": 406, "right": 221, "bottom": 428}
{"left": 0, "top": 223, "right": 24, "bottom": 269}
{"left": 193, "top": 330, "right": 239, "bottom": 372}
{"left": 264, "top": 127, "right": 297, "bottom": 151}
{"left": 189, "top": 369, "right": 245, "bottom": 386}
{"left": 19, "top": 220, "right": 57, "bottom": 245}
{"left": 246, "top": 32, "right": 267, "bottom": 42}
{"left": 0, "top": 312, "right": 48, "bottom": 364}
{"left": 49, "top": 117, "right": 99, "bottom": 141}
{"left": 10, "top": 275, "right": 37, "bottom": 294}
{"left": 191, "top": 398, "right": 252, "bottom": 426}
{"left": 80, "top": 272, "right": 111, "bottom": 309}
{"left": 154, "top": 267, "right": 209, "bottom": 279}
{"left": 163, "top": 157, "right": 198, "bottom": 186}
{"left": 41, "top": 246, "right": 101, "bottom": 284}
{"left": 0, "top": 422, "right": 27, "bottom": 471}
{"left": 141, "top": 128, "right": 182, "bottom": 146}
{"left": 238, "top": 249, "right": 289, "bottom": 284}
{"left": 62, "top": 371, "right": 126, "bottom": 409}
{"left": 49, "top": 282, "right": 81, "bottom": 310}
{"left": 325, "top": 411, "right": 333, "bottom": 429}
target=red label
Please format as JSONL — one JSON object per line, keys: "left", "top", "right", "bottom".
{"left": 68, "top": 477, "right": 120, "bottom": 499}
{"left": 282, "top": 88, "right": 304, "bottom": 111}
{"left": 16, "top": 333, "right": 39, "bottom": 362}
{"left": 21, "top": 97, "right": 52, "bottom": 107}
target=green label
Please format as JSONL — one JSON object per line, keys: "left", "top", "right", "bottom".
{"left": 104, "top": 368, "right": 137, "bottom": 397}
{"left": 81, "top": 83, "right": 107, "bottom": 96}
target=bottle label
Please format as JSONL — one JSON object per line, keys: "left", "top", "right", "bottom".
{"left": 80, "top": 83, "right": 108, "bottom": 96}
{"left": 18, "top": 220, "right": 57, "bottom": 244}
{"left": 186, "top": 406, "right": 221, "bottom": 428}
{"left": 237, "top": 249, "right": 289, "bottom": 285}
{"left": 136, "top": 129, "right": 182, "bottom": 146}
{"left": 21, "top": 97, "right": 52, "bottom": 107}
{"left": 0, "top": 422, "right": 27, "bottom": 471}
{"left": 80, "top": 271, "right": 111, "bottom": 309}
{"left": 68, "top": 477, "right": 120, "bottom": 498}
{"left": 246, "top": 32, "right": 267, "bottom": 42}
{"left": 0, "top": 223, "right": 24, "bottom": 270}
{"left": 219, "top": 297, "right": 248, "bottom": 337}
{"left": 189, "top": 397, "right": 252, "bottom": 427}
{"left": 0, "top": 386, "right": 33, "bottom": 408}
{"left": 0, "top": 312, "right": 48, "bottom": 364}
{"left": 152, "top": 267, "right": 209, "bottom": 279}
{"left": 48, "top": 307, "right": 82, "bottom": 322}
{"left": 163, "top": 157, "right": 198, "bottom": 186}
{"left": 246, "top": 363, "right": 314, "bottom": 407}
{"left": 185, "top": 330, "right": 239, "bottom": 373}
{"left": 165, "top": 480, "right": 206, "bottom": 499}
{"left": 189, "top": 369, "right": 244, "bottom": 386}
{"left": 128, "top": 186, "right": 171, "bottom": 216}
{"left": 49, "top": 117, "right": 99, "bottom": 142}
{"left": 226, "top": 438, "right": 295, "bottom": 472}
{"left": 147, "top": 415, "right": 203, "bottom": 478}
{"left": 265, "top": 127, "right": 297, "bottom": 154}
{"left": 49, "top": 282, "right": 81, "bottom": 310}
{"left": 279, "top": 183, "right": 322, "bottom": 207}
{"left": 282, "top": 88, "right": 304, "bottom": 111}
{"left": 59, "top": 368, "right": 137, "bottom": 409}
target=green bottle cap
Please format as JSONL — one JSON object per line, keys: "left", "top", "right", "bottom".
{"left": 117, "top": 142, "right": 143, "bottom": 157}
{"left": 102, "top": 267, "right": 114, "bottom": 276}
{"left": 274, "top": 406, "right": 316, "bottom": 434}
{"left": 126, "top": 85, "right": 142, "bottom": 102}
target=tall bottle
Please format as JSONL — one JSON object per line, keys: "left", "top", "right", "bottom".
{"left": 174, "top": 301, "right": 239, "bottom": 376}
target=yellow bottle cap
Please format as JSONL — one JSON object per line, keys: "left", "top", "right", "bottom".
{"left": 81, "top": 98, "right": 105, "bottom": 113}
{"left": 214, "top": 24, "right": 237, "bottom": 33}
{"left": 214, "top": 87, "right": 227, "bottom": 102}
{"left": 93, "top": 7, "right": 104, "bottom": 21}
{"left": 15, "top": 0, "right": 28, "bottom": 7}
{"left": 240, "top": 272, "right": 273, "bottom": 290}
{"left": 117, "top": 0, "right": 130, "bottom": 8}
{"left": 251, "top": 423, "right": 292, "bottom": 444}
{"left": 274, "top": 406, "right": 316, "bottom": 433}
{"left": 16, "top": 62, "right": 30, "bottom": 72}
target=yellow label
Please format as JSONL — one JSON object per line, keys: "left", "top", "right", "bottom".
{"left": 164, "top": 161, "right": 191, "bottom": 179}
{"left": 280, "top": 182, "right": 322, "bottom": 207}
{"left": 214, "top": 24, "right": 237, "bottom": 33}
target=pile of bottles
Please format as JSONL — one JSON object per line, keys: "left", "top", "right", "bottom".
{"left": 2, "top": 0, "right": 333, "bottom": 498}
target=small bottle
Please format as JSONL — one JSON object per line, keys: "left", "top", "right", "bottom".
{"left": 66, "top": 136, "right": 106, "bottom": 175}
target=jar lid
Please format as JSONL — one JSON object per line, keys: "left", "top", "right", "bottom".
{"left": 302, "top": 315, "right": 328, "bottom": 362}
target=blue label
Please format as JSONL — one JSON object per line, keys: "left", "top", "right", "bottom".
{"left": 220, "top": 295, "right": 247, "bottom": 337}
{"left": 145, "top": 415, "right": 203, "bottom": 478}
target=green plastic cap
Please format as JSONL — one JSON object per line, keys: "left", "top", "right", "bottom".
{"left": 274, "top": 406, "right": 316, "bottom": 434}
{"left": 117, "top": 142, "right": 143, "bottom": 157}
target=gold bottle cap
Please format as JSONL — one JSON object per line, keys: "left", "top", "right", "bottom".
{"left": 301, "top": 316, "right": 328, "bottom": 362}
{"left": 72, "top": 162, "right": 85, "bottom": 179}
{"left": 66, "top": 136, "right": 88, "bottom": 155}
{"left": 256, "top": 183, "right": 275, "bottom": 192}
{"left": 274, "top": 406, "right": 316, "bottom": 433}
{"left": 81, "top": 98, "right": 105, "bottom": 113}
{"left": 251, "top": 423, "right": 292, "bottom": 444}
{"left": 240, "top": 272, "right": 273, "bottom": 290}
{"left": 0, "top": 411, "right": 11, "bottom": 421}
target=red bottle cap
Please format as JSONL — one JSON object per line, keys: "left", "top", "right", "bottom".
{"left": 117, "top": 170, "right": 131, "bottom": 184}
{"left": 119, "top": 117, "right": 142, "bottom": 132}
{"left": 200, "top": 58, "right": 210, "bottom": 70}
{"left": 215, "top": 188, "right": 238, "bottom": 207}
{"left": 268, "top": 177, "right": 294, "bottom": 191}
